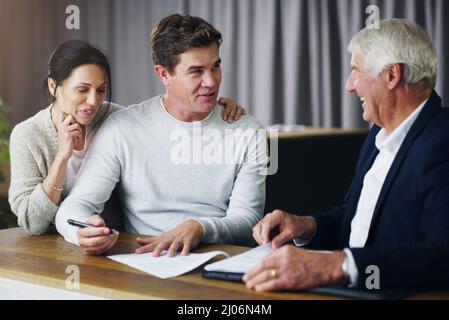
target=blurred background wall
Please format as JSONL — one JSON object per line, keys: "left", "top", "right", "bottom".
{"left": 1, "top": 0, "right": 448, "bottom": 129}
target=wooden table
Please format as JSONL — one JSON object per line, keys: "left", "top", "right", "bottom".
{"left": 0, "top": 228, "right": 447, "bottom": 300}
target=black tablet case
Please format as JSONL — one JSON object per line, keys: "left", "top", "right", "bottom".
{"left": 202, "top": 269, "right": 411, "bottom": 300}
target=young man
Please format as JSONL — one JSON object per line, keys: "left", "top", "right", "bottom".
{"left": 56, "top": 14, "right": 267, "bottom": 256}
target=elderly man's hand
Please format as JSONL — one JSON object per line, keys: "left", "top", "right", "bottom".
{"left": 252, "top": 209, "right": 317, "bottom": 249}
{"left": 243, "top": 245, "right": 347, "bottom": 292}
{"left": 135, "top": 219, "right": 204, "bottom": 257}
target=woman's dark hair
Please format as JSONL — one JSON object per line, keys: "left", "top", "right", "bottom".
{"left": 43, "top": 40, "right": 112, "bottom": 131}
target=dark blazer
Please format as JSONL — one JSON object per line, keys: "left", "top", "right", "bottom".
{"left": 309, "top": 91, "right": 449, "bottom": 291}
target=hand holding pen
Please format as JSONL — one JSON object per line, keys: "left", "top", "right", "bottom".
{"left": 68, "top": 218, "right": 116, "bottom": 235}
{"left": 68, "top": 214, "right": 119, "bottom": 255}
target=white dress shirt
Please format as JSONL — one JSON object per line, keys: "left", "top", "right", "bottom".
{"left": 344, "top": 98, "right": 428, "bottom": 286}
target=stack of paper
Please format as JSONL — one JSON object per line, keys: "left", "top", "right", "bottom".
{"left": 108, "top": 250, "right": 229, "bottom": 279}
{"left": 203, "top": 244, "right": 272, "bottom": 274}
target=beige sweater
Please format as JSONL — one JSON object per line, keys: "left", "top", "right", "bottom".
{"left": 8, "top": 102, "right": 122, "bottom": 235}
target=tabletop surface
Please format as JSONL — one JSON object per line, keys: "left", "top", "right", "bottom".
{"left": 0, "top": 227, "right": 447, "bottom": 300}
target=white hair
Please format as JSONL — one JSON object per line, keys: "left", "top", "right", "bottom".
{"left": 348, "top": 19, "right": 438, "bottom": 89}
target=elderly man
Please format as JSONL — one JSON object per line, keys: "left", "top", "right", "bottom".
{"left": 56, "top": 14, "right": 267, "bottom": 256}
{"left": 245, "top": 19, "right": 449, "bottom": 292}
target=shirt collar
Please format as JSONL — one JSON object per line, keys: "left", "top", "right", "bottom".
{"left": 159, "top": 96, "right": 215, "bottom": 125}
{"left": 375, "top": 98, "right": 428, "bottom": 154}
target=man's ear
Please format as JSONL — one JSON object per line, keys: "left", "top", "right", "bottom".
{"left": 154, "top": 65, "right": 170, "bottom": 86}
{"left": 384, "top": 63, "right": 402, "bottom": 90}
{"left": 47, "top": 78, "right": 57, "bottom": 97}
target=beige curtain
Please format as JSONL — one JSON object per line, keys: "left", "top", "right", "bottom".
{"left": 1, "top": 0, "right": 448, "bottom": 128}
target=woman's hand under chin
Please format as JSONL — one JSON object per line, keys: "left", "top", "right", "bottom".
{"left": 55, "top": 114, "right": 83, "bottom": 160}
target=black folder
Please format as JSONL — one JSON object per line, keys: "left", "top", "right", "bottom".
{"left": 202, "top": 269, "right": 411, "bottom": 300}
{"left": 305, "top": 285, "right": 411, "bottom": 300}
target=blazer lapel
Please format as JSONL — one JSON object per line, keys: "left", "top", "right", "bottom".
{"left": 365, "top": 91, "right": 442, "bottom": 244}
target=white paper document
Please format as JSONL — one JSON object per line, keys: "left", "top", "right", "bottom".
{"left": 204, "top": 244, "right": 273, "bottom": 274}
{"left": 107, "top": 250, "right": 229, "bottom": 279}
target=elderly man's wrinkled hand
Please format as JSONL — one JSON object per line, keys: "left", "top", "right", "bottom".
{"left": 243, "top": 245, "right": 347, "bottom": 292}
{"left": 252, "top": 209, "right": 316, "bottom": 249}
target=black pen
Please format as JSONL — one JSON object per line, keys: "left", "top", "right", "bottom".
{"left": 67, "top": 219, "right": 116, "bottom": 235}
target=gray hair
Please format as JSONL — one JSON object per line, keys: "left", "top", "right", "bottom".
{"left": 348, "top": 19, "right": 438, "bottom": 89}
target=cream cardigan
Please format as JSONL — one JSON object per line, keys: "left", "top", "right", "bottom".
{"left": 8, "top": 102, "right": 122, "bottom": 235}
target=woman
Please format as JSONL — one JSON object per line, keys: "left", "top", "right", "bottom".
{"left": 8, "top": 40, "right": 245, "bottom": 235}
